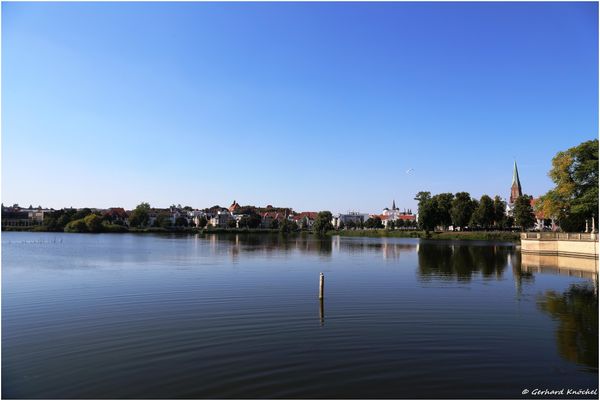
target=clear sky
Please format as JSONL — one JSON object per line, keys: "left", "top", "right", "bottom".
{"left": 2, "top": 2, "right": 598, "bottom": 213}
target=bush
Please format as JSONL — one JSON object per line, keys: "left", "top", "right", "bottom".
{"left": 65, "top": 218, "right": 88, "bottom": 233}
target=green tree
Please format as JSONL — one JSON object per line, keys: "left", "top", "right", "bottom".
{"left": 72, "top": 208, "right": 93, "bottom": 220}
{"left": 493, "top": 196, "right": 507, "bottom": 229}
{"left": 64, "top": 218, "right": 88, "bottom": 233}
{"left": 418, "top": 199, "right": 438, "bottom": 232}
{"left": 270, "top": 219, "right": 280, "bottom": 229}
{"left": 365, "top": 217, "right": 384, "bottom": 229}
{"left": 227, "top": 219, "right": 237, "bottom": 228}
{"left": 415, "top": 191, "right": 436, "bottom": 231}
{"left": 155, "top": 212, "right": 172, "bottom": 228}
{"left": 451, "top": 192, "right": 475, "bottom": 230}
{"left": 471, "top": 195, "right": 495, "bottom": 229}
{"left": 129, "top": 202, "right": 151, "bottom": 228}
{"left": 175, "top": 216, "right": 188, "bottom": 227}
{"left": 433, "top": 193, "right": 454, "bottom": 229}
{"left": 514, "top": 195, "right": 536, "bottom": 230}
{"left": 84, "top": 214, "right": 104, "bottom": 232}
{"left": 279, "top": 218, "right": 297, "bottom": 234}
{"left": 313, "top": 211, "right": 333, "bottom": 235}
{"left": 537, "top": 139, "right": 598, "bottom": 231}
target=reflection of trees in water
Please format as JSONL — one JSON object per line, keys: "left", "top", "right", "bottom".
{"left": 417, "top": 243, "right": 512, "bottom": 281}
{"left": 537, "top": 283, "right": 598, "bottom": 371}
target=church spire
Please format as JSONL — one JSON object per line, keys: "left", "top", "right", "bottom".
{"left": 392, "top": 200, "right": 396, "bottom": 210}
{"left": 510, "top": 161, "right": 522, "bottom": 204}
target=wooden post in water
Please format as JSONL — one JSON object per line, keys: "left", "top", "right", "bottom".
{"left": 319, "top": 272, "right": 324, "bottom": 300}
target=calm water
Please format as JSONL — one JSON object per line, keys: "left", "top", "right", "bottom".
{"left": 2, "top": 232, "right": 598, "bottom": 399}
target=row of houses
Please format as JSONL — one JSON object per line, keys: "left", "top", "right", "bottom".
{"left": 1, "top": 200, "right": 417, "bottom": 230}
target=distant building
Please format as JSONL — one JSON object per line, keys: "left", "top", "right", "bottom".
{"left": 1, "top": 205, "right": 53, "bottom": 227}
{"left": 261, "top": 211, "right": 288, "bottom": 228}
{"left": 507, "top": 161, "right": 523, "bottom": 216}
{"left": 291, "top": 212, "right": 318, "bottom": 228}
{"left": 209, "top": 210, "right": 234, "bottom": 228}
{"left": 378, "top": 201, "right": 416, "bottom": 228}
{"left": 332, "top": 212, "right": 368, "bottom": 228}
{"left": 228, "top": 200, "right": 241, "bottom": 213}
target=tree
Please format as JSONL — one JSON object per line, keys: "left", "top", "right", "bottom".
{"left": 415, "top": 191, "right": 436, "bottom": 231}
{"left": 433, "top": 193, "right": 454, "bottom": 229}
{"left": 514, "top": 195, "right": 536, "bottom": 230}
{"left": 451, "top": 192, "right": 475, "bottom": 230}
{"left": 65, "top": 218, "right": 88, "bottom": 233}
{"left": 129, "top": 202, "right": 151, "bottom": 228}
{"left": 196, "top": 216, "right": 208, "bottom": 228}
{"left": 313, "top": 211, "right": 333, "bottom": 235}
{"left": 338, "top": 221, "right": 345, "bottom": 230}
{"left": 227, "top": 219, "right": 237, "bottom": 228}
{"left": 175, "top": 217, "right": 188, "bottom": 227}
{"left": 84, "top": 214, "right": 104, "bottom": 232}
{"left": 537, "top": 139, "right": 598, "bottom": 231}
{"left": 471, "top": 195, "right": 495, "bottom": 229}
{"left": 418, "top": 199, "right": 438, "bottom": 232}
{"left": 493, "top": 196, "right": 506, "bottom": 229}
{"left": 72, "top": 208, "right": 93, "bottom": 220}
{"left": 365, "top": 217, "right": 384, "bottom": 229}
{"left": 279, "top": 218, "right": 297, "bottom": 234}
{"left": 155, "top": 212, "right": 172, "bottom": 228}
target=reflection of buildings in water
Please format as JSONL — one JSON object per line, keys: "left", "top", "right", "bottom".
{"left": 520, "top": 253, "right": 598, "bottom": 280}
{"left": 332, "top": 237, "right": 417, "bottom": 259}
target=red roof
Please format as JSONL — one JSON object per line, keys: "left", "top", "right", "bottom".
{"left": 292, "top": 212, "right": 318, "bottom": 221}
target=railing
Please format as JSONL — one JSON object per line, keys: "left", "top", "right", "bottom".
{"left": 521, "top": 232, "right": 598, "bottom": 241}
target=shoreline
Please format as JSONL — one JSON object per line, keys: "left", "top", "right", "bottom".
{"left": 2, "top": 226, "right": 521, "bottom": 242}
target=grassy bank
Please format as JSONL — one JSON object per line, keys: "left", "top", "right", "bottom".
{"left": 331, "top": 229, "right": 520, "bottom": 242}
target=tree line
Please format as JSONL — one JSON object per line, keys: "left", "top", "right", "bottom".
{"left": 415, "top": 191, "right": 536, "bottom": 232}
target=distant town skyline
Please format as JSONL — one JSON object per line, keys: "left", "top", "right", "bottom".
{"left": 2, "top": 2, "right": 598, "bottom": 213}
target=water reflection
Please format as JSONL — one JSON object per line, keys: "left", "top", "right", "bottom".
{"left": 417, "top": 242, "right": 511, "bottom": 281}
{"left": 537, "top": 283, "right": 598, "bottom": 371}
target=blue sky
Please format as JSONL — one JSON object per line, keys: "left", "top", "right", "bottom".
{"left": 2, "top": 2, "right": 598, "bottom": 213}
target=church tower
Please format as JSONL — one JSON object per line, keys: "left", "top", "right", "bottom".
{"left": 509, "top": 161, "right": 522, "bottom": 204}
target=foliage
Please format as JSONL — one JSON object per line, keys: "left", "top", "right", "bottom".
{"left": 513, "top": 195, "right": 535, "bottom": 230}
{"left": 175, "top": 216, "right": 188, "bottom": 227}
{"left": 493, "top": 196, "right": 507, "bottom": 229}
{"left": 238, "top": 213, "right": 261, "bottom": 229}
{"left": 433, "top": 193, "right": 454, "bottom": 229}
{"left": 196, "top": 216, "right": 208, "bottom": 228}
{"left": 227, "top": 219, "right": 237, "bottom": 228}
{"left": 64, "top": 218, "right": 88, "bottom": 233}
{"left": 313, "top": 211, "right": 333, "bottom": 235}
{"left": 84, "top": 214, "right": 104, "bottom": 232}
{"left": 471, "top": 195, "right": 495, "bottom": 229}
{"left": 537, "top": 139, "right": 598, "bottom": 231}
{"left": 155, "top": 212, "right": 172, "bottom": 228}
{"left": 279, "top": 218, "right": 297, "bottom": 234}
{"left": 537, "top": 284, "right": 598, "bottom": 369}
{"left": 451, "top": 192, "right": 475, "bottom": 230}
{"left": 129, "top": 202, "right": 151, "bottom": 228}
{"left": 365, "top": 216, "right": 384, "bottom": 229}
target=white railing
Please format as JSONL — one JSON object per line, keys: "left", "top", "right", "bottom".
{"left": 521, "top": 232, "right": 598, "bottom": 241}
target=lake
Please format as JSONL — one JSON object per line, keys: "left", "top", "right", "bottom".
{"left": 2, "top": 232, "right": 598, "bottom": 399}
